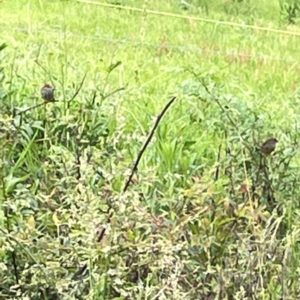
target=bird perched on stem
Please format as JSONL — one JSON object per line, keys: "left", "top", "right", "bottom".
{"left": 41, "top": 83, "right": 55, "bottom": 102}
{"left": 260, "top": 138, "right": 278, "bottom": 155}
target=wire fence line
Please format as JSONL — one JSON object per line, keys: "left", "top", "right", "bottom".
{"left": 1, "top": 25, "right": 298, "bottom": 64}
{"left": 77, "top": 0, "right": 300, "bottom": 37}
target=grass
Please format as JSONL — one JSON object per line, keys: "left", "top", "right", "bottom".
{"left": 1, "top": 0, "right": 300, "bottom": 299}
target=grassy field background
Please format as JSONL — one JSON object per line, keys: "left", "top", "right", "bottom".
{"left": 1, "top": 0, "right": 300, "bottom": 299}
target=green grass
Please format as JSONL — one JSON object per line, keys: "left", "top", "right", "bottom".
{"left": 1, "top": 0, "right": 300, "bottom": 299}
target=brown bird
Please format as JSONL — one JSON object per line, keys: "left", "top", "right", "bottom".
{"left": 260, "top": 138, "right": 278, "bottom": 155}
{"left": 41, "top": 83, "right": 55, "bottom": 102}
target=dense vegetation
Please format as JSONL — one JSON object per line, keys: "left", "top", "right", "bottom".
{"left": 1, "top": 0, "right": 300, "bottom": 299}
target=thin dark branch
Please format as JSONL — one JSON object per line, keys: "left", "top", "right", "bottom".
{"left": 16, "top": 101, "right": 49, "bottom": 116}
{"left": 123, "top": 96, "right": 177, "bottom": 193}
{"left": 91, "top": 91, "right": 97, "bottom": 106}
{"left": 75, "top": 96, "right": 177, "bottom": 279}
{"left": 107, "top": 61, "right": 122, "bottom": 74}
{"left": 11, "top": 250, "right": 19, "bottom": 284}
{"left": 100, "top": 86, "right": 126, "bottom": 101}
{"left": 199, "top": 79, "right": 237, "bottom": 128}
{"left": 35, "top": 59, "right": 55, "bottom": 88}
{"left": 6, "top": 219, "right": 19, "bottom": 285}
{"left": 3, "top": 176, "right": 19, "bottom": 285}
{"left": 189, "top": 71, "right": 255, "bottom": 156}
{"left": 186, "top": 68, "right": 237, "bottom": 128}
{"left": 0, "top": 228, "right": 55, "bottom": 289}
{"left": 74, "top": 207, "right": 114, "bottom": 278}
{"left": 67, "top": 73, "right": 87, "bottom": 103}
{"left": 214, "top": 143, "right": 222, "bottom": 182}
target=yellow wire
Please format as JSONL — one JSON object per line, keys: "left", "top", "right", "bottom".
{"left": 76, "top": 0, "right": 300, "bottom": 37}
